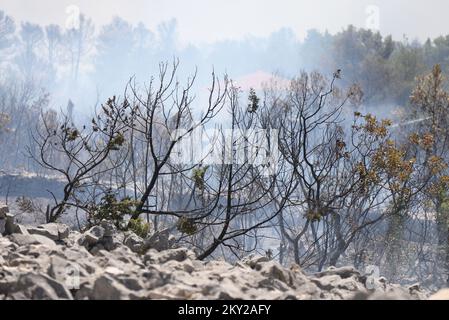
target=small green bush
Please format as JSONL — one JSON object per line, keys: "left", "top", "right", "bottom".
{"left": 128, "top": 218, "right": 150, "bottom": 238}
{"left": 177, "top": 217, "right": 197, "bottom": 235}
{"left": 89, "top": 191, "right": 138, "bottom": 230}
{"left": 192, "top": 166, "right": 209, "bottom": 192}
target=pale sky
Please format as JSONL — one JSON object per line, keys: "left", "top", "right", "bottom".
{"left": 1, "top": 0, "right": 449, "bottom": 45}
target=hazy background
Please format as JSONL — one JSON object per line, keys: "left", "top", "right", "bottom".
{"left": 0, "top": 0, "right": 449, "bottom": 116}
{"left": 2, "top": 0, "right": 449, "bottom": 44}
{"left": 2, "top": 0, "right": 449, "bottom": 135}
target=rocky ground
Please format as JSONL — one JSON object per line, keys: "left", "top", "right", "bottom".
{"left": 1, "top": 205, "right": 448, "bottom": 300}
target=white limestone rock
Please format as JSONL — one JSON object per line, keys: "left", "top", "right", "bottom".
{"left": 27, "top": 223, "right": 70, "bottom": 241}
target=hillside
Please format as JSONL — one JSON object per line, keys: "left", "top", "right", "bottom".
{"left": 1, "top": 206, "right": 444, "bottom": 300}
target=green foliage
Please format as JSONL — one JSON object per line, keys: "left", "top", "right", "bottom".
{"left": 192, "top": 166, "right": 209, "bottom": 192}
{"left": 89, "top": 192, "right": 152, "bottom": 238}
{"left": 108, "top": 132, "right": 125, "bottom": 150}
{"left": 299, "top": 25, "right": 449, "bottom": 106}
{"left": 89, "top": 191, "right": 138, "bottom": 230}
{"left": 66, "top": 128, "right": 79, "bottom": 141}
{"left": 305, "top": 209, "right": 324, "bottom": 222}
{"left": 247, "top": 88, "right": 260, "bottom": 113}
{"left": 440, "top": 195, "right": 449, "bottom": 213}
{"left": 177, "top": 217, "right": 197, "bottom": 235}
{"left": 128, "top": 218, "right": 150, "bottom": 238}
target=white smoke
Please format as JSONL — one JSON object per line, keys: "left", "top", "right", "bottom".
{"left": 390, "top": 117, "right": 431, "bottom": 129}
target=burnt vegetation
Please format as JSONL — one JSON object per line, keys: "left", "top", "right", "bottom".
{"left": 2, "top": 10, "right": 449, "bottom": 291}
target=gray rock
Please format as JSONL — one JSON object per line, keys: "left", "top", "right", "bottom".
{"left": 0, "top": 236, "right": 17, "bottom": 251}
{"left": 0, "top": 219, "right": 5, "bottom": 235}
{"left": 312, "top": 274, "right": 347, "bottom": 290}
{"left": 101, "top": 235, "right": 121, "bottom": 252}
{"left": 0, "top": 221, "right": 429, "bottom": 301}
{"left": 8, "top": 273, "right": 73, "bottom": 300}
{"left": 144, "top": 248, "right": 196, "bottom": 265}
{"left": 429, "top": 288, "right": 449, "bottom": 300}
{"left": 31, "top": 234, "right": 58, "bottom": 248}
{"left": 27, "top": 223, "right": 70, "bottom": 241}
{"left": 78, "top": 226, "right": 105, "bottom": 247}
{"left": 354, "top": 287, "right": 413, "bottom": 300}
{"left": 3, "top": 213, "right": 18, "bottom": 235}
{"left": 90, "top": 274, "right": 143, "bottom": 300}
{"left": 1, "top": 217, "right": 30, "bottom": 237}
{"left": 15, "top": 224, "right": 30, "bottom": 235}
{"left": 408, "top": 283, "right": 421, "bottom": 293}
{"left": 314, "top": 266, "right": 362, "bottom": 279}
{"left": 89, "top": 244, "right": 105, "bottom": 255}
{"left": 8, "top": 233, "right": 57, "bottom": 248}
{"left": 100, "top": 220, "right": 117, "bottom": 237}
{"left": 124, "top": 232, "right": 144, "bottom": 253}
{"left": 144, "top": 229, "right": 174, "bottom": 251}
{"left": 258, "top": 261, "right": 293, "bottom": 285}
{"left": 363, "top": 275, "right": 388, "bottom": 292}
{"left": 77, "top": 224, "right": 122, "bottom": 252}
{"left": 241, "top": 254, "right": 271, "bottom": 269}
{"left": 47, "top": 255, "right": 86, "bottom": 286}
{"left": 0, "top": 205, "right": 9, "bottom": 218}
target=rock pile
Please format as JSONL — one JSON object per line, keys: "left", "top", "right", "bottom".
{"left": 0, "top": 211, "right": 441, "bottom": 300}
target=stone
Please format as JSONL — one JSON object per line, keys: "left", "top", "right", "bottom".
{"left": 27, "top": 223, "right": 70, "bottom": 241}
{"left": 0, "top": 221, "right": 432, "bottom": 301}
{"left": 241, "top": 254, "right": 271, "bottom": 269}
{"left": 91, "top": 274, "right": 143, "bottom": 300}
{"left": 115, "top": 274, "right": 145, "bottom": 292}
{"left": 76, "top": 224, "right": 122, "bottom": 252}
{"left": 8, "top": 273, "right": 73, "bottom": 300}
{"left": 311, "top": 275, "right": 342, "bottom": 290}
{"left": 100, "top": 220, "right": 117, "bottom": 237}
{"left": 0, "top": 219, "right": 5, "bottom": 235}
{"left": 89, "top": 244, "right": 105, "bottom": 255}
{"left": 1, "top": 219, "right": 30, "bottom": 237}
{"left": 429, "top": 288, "right": 449, "bottom": 300}
{"left": 102, "top": 234, "right": 121, "bottom": 252}
{"left": 366, "top": 290, "right": 413, "bottom": 300}
{"left": 78, "top": 226, "right": 104, "bottom": 247}
{"left": 314, "top": 266, "right": 361, "bottom": 279}
{"left": 408, "top": 283, "right": 421, "bottom": 294}
{"left": 104, "top": 266, "right": 124, "bottom": 275}
{"left": 4, "top": 213, "right": 18, "bottom": 235}
{"left": 124, "top": 232, "right": 144, "bottom": 253}
{"left": 0, "top": 236, "right": 17, "bottom": 251}
{"left": 8, "top": 233, "right": 57, "bottom": 248}
{"left": 47, "top": 255, "right": 85, "bottom": 285}
{"left": 366, "top": 276, "right": 388, "bottom": 291}
{"left": 258, "top": 261, "right": 293, "bottom": 285}
{"left": 144, "top": 248, "right": 196, "bottom": 265}
{"left": 144, "top": 228, "right": 173, "bottom": 251}
{"left": 0, "top": 205, "right": 9, "bottom": 218}
{"left": 15, "top": 225, "right": 30, "bottom": 235}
